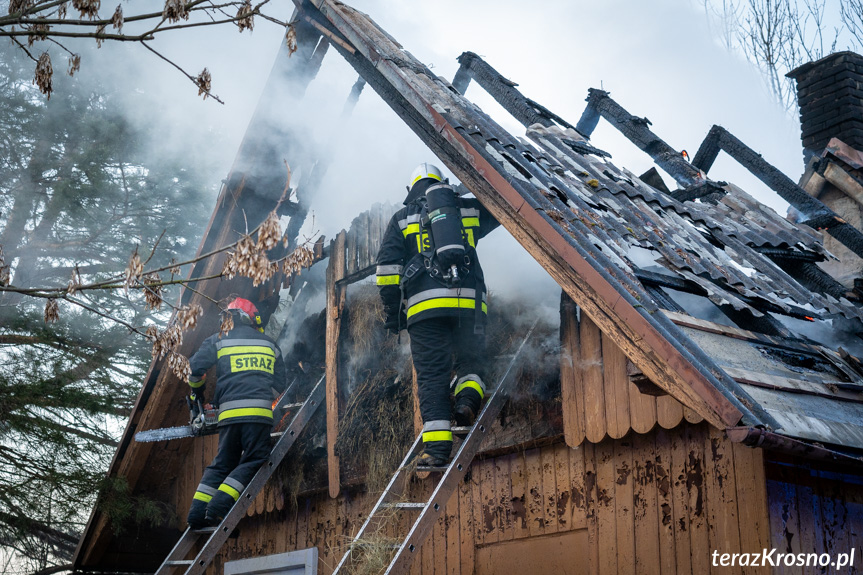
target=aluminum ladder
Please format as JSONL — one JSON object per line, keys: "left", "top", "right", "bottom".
{"left": 153, "top": 375, "right": 325, "bottom": 575}
{"left": 332, "top": 321, "right": 537, "bottom": 575}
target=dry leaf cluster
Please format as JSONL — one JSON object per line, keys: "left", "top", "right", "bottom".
{"left": 94, "top": 23, "right": 106, "bottom": 47}
{"left": 149, "top": 323, "right": 181, "bottom": 360}
{"left": 195, "top": 68, "right": 212, "bottom": 99}
{"left": 221, "top": 210, "right": 295, "bottom": 286}
{"left": 8, "top": 0, "right": 35, "bottom": 15}
{"left": 283, "top": 244, "right": 314, "bottom": 275}
{"left": 146, "top": 304, "right": 201, "bottom": 381}
{"left": 222, "top": 234, "right": 276, "bottom": 287}
{"left": 237, "top": 0, "right": 254, "bottom": 33}
{"left": 124, "top": 249, "right": 143, "bottom": 291}
{"left": 72, "top": 0, "right": 100, "bottom": 19}
{"left": 67, "top": 267, "right": 82, "bottom": 295}
{"left": 219, "top": 312, "right": 234, "bottom": 336}
{"left": 142, "top": 273, "right": 163, "bottom": 310}
{"left": 168, "top": 351, "right": 191, "bottom": 382}
{"left": 111, "top": 4, "right": 123, "bottom": 31}
{"left": 256, "top": 211, "right": 281, "bottom": 251}
{"left": 34, "top": 52, "right": 52, "bottom": 99}
{"left": 44, "top": 299, "right": 59, "bottom": 323}
{"left": 169, "top": 260, "right": 182, "bottom": 276}
{"left": 162, "top": 0, "right": 189, "bottom": 23}
{"left": 28, "top": 22, "right": 50, "bottom": 46}
{"left": 67, "top": 54, "right": 81, "bottom": 76}
{"left": 176, "top": 303, "right": 203, "bottom": 331}
{"left": 222, "top": 209, "right": 315, "bottom": 284}
{"left": 286, "top": 23, "right": 298, "bottom": 56}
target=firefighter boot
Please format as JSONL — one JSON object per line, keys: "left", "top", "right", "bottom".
{"left": 205, "top": 490, "right": 236, "bottom": 526}
{"left": 453, "top": 375, "right": 484, "bottom": 427}
{"left": 186, "top": 499, "right": 208, "bottom": 530}
{"left": 416, "top": 441, "right": 452, "bottom": 467}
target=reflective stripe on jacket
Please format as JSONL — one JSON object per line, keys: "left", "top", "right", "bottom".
{"left": 188, "top": 324, "right": 287, "bottom": 426}
{"left": 376, "top": 196, "right": 499, "bottom": 327}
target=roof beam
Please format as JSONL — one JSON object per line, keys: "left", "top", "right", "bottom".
{"left": 576, "top": 88, "right": 703, "bottom": 187}
{"left": 693, "top": 124, "right": 863, "bottom": 260}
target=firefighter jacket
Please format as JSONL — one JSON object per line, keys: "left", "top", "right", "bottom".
{"left": 187, "top": 323, "right": 287, "bottom": 426}
{"left": 376, "top": 196, "right": 499, "bottom": 327}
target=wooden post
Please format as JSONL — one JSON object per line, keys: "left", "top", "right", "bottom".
{"left": 326, "top": 230, "right": 347, "bottom": 499}
{"left": 559, "top": 292, "right": 585, "bottom": 448}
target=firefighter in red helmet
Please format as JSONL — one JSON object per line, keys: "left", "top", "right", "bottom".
{"left": 185, "top": 297, "right": 287, "bottom": 528}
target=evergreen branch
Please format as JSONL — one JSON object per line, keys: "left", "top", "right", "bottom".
{"left": 10, "top": 413, "right": 119, "bottom": 448}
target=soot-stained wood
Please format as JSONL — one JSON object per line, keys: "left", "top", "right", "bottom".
{"left": 210, "top": 424, "right": 771, "bottom": 575}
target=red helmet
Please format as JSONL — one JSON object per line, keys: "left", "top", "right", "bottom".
{"left": 226, "top": 297, "right": 261, "bottom": 326}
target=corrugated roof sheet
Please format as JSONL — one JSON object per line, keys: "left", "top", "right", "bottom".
{"left": 525, "top": 124, "right": 863, "bottom": 322}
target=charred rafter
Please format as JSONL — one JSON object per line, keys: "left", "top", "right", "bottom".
{"left": 692, "top": 125, "right": 863, "bottom": 260}
{"left": 453, "top": 51, "right": 555, "bottom": 128}
{"left": 576, "top": 88, "right": 703, "bottom": 188}
{"left": 633, "top": 268, "right": 821, "bottom": 322}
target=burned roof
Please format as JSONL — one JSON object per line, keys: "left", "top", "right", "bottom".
{"left": 299, "top": 0, "right": 863, "bottom": 453}
{"left": 525, "top": 123, "right": 861, "bottom": 323}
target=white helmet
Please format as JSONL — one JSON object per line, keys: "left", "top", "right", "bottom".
{"left": 408, "top": 163, "right": 444, "bottom": 190}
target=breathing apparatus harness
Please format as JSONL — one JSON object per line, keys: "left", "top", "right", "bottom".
{"left": 400, "top": 182, "right": 486, "bottom": 335}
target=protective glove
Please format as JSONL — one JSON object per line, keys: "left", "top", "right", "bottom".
{"left": 384, "top": 310, "right": 407, "bottom": 334}
{"left": 188, "top": 373, "right": 206, "bottom": 393}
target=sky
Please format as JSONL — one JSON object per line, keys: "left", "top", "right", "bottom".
{"left": 61, "top": 0, "right": 807, "bottom": 306}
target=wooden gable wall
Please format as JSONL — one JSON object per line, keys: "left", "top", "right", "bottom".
{"left": 560, "top": 294, "right": 703, "bottom": 446}
{"left": 765, "top": 455, "right": 863, "bottom": 572}
{"left": 202, "top": 422, "right": 769, "bottom": 575}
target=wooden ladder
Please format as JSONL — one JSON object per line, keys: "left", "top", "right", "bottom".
{"left": 332, "top": 321, "right": 537, "bottom": 575}
{"left": 153, "top": 375, "right": 325, "bottom": 575}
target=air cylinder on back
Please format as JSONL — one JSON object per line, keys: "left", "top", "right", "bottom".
{"left": 425, "top": 183, "right": 464, "bottom": 269}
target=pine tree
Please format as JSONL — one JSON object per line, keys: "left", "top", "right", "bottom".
{"left": 0, "top": 42, "right": 214, "bottom": 573}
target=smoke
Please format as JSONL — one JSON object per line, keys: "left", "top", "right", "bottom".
{"left": 15, "top": 1, "right": 813, "bottom": 353}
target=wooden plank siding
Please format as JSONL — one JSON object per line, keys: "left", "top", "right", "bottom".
{"left": 765, "top": 455, "right": 863, "bottom": 574}
{"left": 560, "top": 295, "right": 703, "bottom": 446}
{"left": 209, "top": 422, "right": 770, "bottom": 575}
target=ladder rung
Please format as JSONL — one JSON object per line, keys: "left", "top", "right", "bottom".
{"left": 280, "top": 402, "right": 304, "bottom": 409}
{"left": 271, "top": 432, "right": 284, "bottom": 438}
{"left": 452, "top": 426, "right": 471, "bottom": 435}
{"left": 382, "top": 502, "right": 426, "bottom": 509}
{"left": 165, "top": 560, "right": 194, "bottom": 566}
{"left": 190, "top": 526, "right": 217, "bottom": 533}
{"left": 351, "top": 542, "right": 402, "bottom": 550}
{"left": 416, "top": 466, "right": 448, "bottom": 473}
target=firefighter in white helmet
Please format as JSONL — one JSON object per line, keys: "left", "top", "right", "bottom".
{"left": 376, "top": 163, "right": 500, "bottom": 466}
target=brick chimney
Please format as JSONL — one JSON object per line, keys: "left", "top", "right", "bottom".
{"left": 787, "top": 51, "right": 863, "bottom": 165}
{"left": 790, "top": 52, "right": 863, "bottom": 290}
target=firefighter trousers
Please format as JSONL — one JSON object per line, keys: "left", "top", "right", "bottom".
{"left": 187, "top": 422, "right": 271, "bottom": 524}
{"left": 408, "top": 316, "right": 487, "bottom": 459}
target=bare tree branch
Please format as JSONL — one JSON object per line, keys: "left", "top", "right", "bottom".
{"left": 703, "top": 0, "right": 854, "bottom": 111}
{"left": 0, "top": 0, "right": 281, "bottom": 102}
